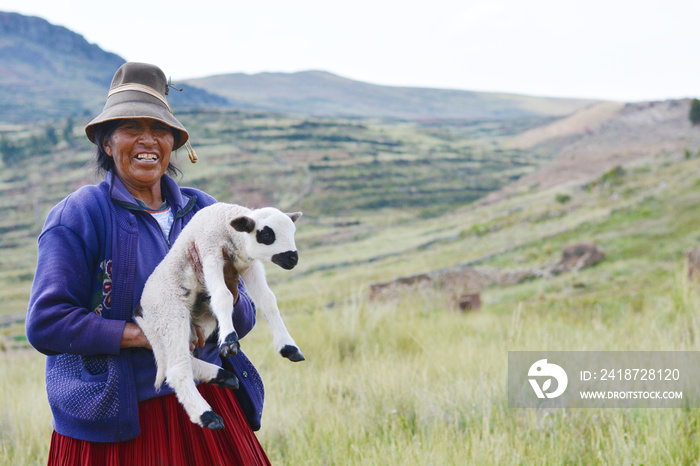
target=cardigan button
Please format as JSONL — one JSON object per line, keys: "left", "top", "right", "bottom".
{"left": 242, "top": 371, "right": 248, "bottom": 378}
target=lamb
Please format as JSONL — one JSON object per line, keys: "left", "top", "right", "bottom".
{"left": 135, "top": 203, "right": 305, "bottom": 430}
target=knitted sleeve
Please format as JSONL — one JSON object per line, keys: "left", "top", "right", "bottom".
{"left": 26, "top": 191, "right": 125, "bottom": 356}
{"left": 232, "top": 278, "right": 256, "bottom": 339}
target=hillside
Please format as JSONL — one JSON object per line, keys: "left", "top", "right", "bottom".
{"left": 184, "top": 70, "right": 599, "bottom": 120}
{"left": 483, "top": 98, "right": 700, "bottom": 202}
{"left": 0, "top": 111, "right": 549, "bottom": 321}
{"left": 0, "top": 97, "right": 698, "bottom": 324}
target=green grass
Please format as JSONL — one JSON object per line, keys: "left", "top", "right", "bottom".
{"left": 245, "top": 262, "right": 700, "bottom": 465}
{"left": 5, "top": 267, "right": 700, "bottom": 465}
{"left": 0, "top": 350, "right": 52, "bottom": 465}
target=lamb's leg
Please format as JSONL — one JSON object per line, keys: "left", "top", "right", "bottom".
{"left": 153, "top": 312, "right": 224, "bottom": 430}
{"left": 202, "top": 255, "right": 239, "bottom": 357}
{"left": 165, "top": 347, "right": 225, "bottom": 429}
{"left": 191, "top": 356, "right": 239, "bottom": 390}
{"left": 136, "top": 316, "right": 167, "bottom": 390}
{"left": 241, "top": 261, "right": 305, "bottom": 362}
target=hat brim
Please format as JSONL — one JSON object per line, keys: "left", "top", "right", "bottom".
{"left": 85, "top": 90, "right": 189, "bottom": 150}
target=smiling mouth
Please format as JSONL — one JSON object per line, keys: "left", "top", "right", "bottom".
{"left": 136, "top": 153, "right": 158, "bottom": 161}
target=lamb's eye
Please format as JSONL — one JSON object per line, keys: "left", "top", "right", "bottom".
{"left": 256, "top": 226, "right": 276, "bottom": 245}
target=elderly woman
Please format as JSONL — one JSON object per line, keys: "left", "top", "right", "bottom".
{"left": 26, "top": 62, "right": 270, "bottom": 465}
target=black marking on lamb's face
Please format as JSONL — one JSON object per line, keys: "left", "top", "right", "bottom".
{"left": 256, "top": 226, "right": 276, "bottom": 245}
{"left": 134, "top": 305, "right": 143, "bottom": 318}
{"left": 272, "top": 250, "right": 298, "bottom": 270}
{"left": 231, "top": 216, "right": 255, "bottom": 233}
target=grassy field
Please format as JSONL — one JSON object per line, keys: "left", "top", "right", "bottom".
{"left": 3, "top": 109, "right": 700, "bottom": 464}
{"left": 252, "top": 273, "right": 700, "bottom": 465}
{"left": 3, "top": 262, "right": 700, "bottom": 464}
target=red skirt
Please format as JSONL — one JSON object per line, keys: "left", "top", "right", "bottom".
{"left": 47, "top": 384, "right": 271, "bottom": 466}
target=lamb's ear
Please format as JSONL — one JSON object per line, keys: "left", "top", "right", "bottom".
{"left": 287, "top": 212, "right": 303, "bottom": 223}
{"left": 231, "top": 216, "right": 256, "bottom": 233}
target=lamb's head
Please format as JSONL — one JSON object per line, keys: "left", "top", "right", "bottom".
{"left": 230, "top": 207, "right": 302, "bottom": 269}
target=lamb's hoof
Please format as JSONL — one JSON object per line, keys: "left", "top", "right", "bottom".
{"left": 280, "top": 345, "right": 305, "bottom": 362}
{"left": 200, "top": 411, "right": 224, "bottom": 430}
{"left": 212, "top": 368, "right": 239, "bottom": 390}
{"left": 219, "top": 332, "right": 239, "bottom": 357}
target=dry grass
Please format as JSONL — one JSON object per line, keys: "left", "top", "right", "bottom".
{"left": 0, "top": 350, "right": 51, "bottom": 465}
{"left": 252, "top": 269, "right": 700, "bottom": 464}
{"left": 3, "top": 263, "right": 700, "bottom": 464}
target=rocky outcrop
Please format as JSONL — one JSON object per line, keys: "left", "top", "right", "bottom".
{"left": 456, "top": 293, "right": 481, "bottom": 312}
{"left": 686, "top": 248, "right": 700, "bottom": 285}
{"left": 549, "top": 242, "right": 605, "bottom": 275}
{"left": 368, "top": 242, "right": 605, "bottom": 304}
{"left": 368, "top": 265, "right": 538, "bottom": 301}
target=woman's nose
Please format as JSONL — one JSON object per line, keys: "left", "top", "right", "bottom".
{"left": 138, "top": 127, "right": 157, "bottom": 145}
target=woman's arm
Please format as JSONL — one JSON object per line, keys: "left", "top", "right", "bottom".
{"left": 26, "top": 224, "right": 126, "bottom": 356}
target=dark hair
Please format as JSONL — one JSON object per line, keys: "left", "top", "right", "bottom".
{"left": 92, "top": 119, "right": 182, "bottom": 177}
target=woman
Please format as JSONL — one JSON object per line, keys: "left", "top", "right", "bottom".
{"left": 25, "top": 62, "right": 270, "bottom": 465}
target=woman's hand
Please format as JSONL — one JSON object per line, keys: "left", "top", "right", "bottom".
{"left": 121, "top": 322, "right": 151, "bottom": 349}
{"left": 122, "top": 322, "right": 205, "bottom": 352}
{"left": 221, "top": 249, "right": 240, "bottom": 305}
{"left": 190, "top": 325, "right": 206, "bottom": 352}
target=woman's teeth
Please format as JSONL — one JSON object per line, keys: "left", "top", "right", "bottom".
{"left": 136, "top": 154, "right": 157, "bottom": 160}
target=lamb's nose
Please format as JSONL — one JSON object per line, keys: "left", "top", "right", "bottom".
{"left": 272, "top": 251, "right": 299, "bottom": 270}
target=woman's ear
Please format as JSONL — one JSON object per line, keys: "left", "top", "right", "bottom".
{"left": 103, "top": 138, "right": 112, "bottom": 157}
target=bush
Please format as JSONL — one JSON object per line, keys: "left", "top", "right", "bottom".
{"left": 0, "top": 137, "right": 23, "bottom": 166}
{"left": 690, "top": 98, "right": 700, "bottom": 125}
{"left": 555, "top": 193, "right": 572, "bottom": 204}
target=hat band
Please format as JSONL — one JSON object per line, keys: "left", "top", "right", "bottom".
{"left": 107, "top": 83, "right": 173, "bottom": 113}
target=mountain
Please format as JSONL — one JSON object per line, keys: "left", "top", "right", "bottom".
{"left": 0, "top": 12, "right": 228, "bottom": 123}
{"left": 0, "top": 12, "right": 124, "bottom": 122}
{"left": 184, "top": 70, "right": 600, "bottom": 120}
{"left": 0, "top": 12, "right": 599, "bottom": 124}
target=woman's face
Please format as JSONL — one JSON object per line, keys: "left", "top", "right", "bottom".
{"left": 103, "top": 118, "right": 174, "bottom": 193}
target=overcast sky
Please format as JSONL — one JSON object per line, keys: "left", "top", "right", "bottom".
{"left": 2, "top": 0, "right": 698, "bottom": 102}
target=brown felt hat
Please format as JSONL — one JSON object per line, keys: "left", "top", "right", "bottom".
{"left": 85, "top": 62, "right": 189, "bottom": 151}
